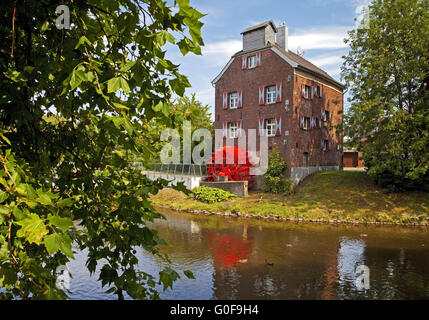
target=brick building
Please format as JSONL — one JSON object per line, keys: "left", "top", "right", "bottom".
{"left": 212, "top": 20, "right": 345, "bottom": 185}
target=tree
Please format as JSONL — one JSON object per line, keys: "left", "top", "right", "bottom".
{"left": 262, "top": 146, "right": 293, "bottom": 194}
{"left": 0, "top": 0, "right": 204, "bottom": 299}
{"left": 137, "top": 93, "right": 214, "bottom": 163}
{"left": 342, "top": 0, "right": 429, "bottom": 191}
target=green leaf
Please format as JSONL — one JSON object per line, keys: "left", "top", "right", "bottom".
{"left": 183, "top": 270, "right": 195, "bottom": 279}
{"left": 119, "top": 61, "right": 136, "bottom": 72}
{"left": 57, "top": 198, "right": 74, "bottom": 208}
{"left": 123, "top": 117, "right": 134, "bottom": 135}
{"left": 111, "top": 116, "right": 125, "bottom": 128}
{"left": 107, "top": 77, "right": 130, "bottom": 94}
{"left": 0, "top": 236, "right": 8, "bottom": 260}
{"left": 107, "top": 77, "right": 121, "bottom": 93}
{"left": 0, "top": 133, "right": 11, "bottom": 145}
{"left": 41, "top": 21, "right": 50, "bottom": 33}
{"left": 16, "top": 213, "right": 48, "bottom": 245}
{"left": 43, "top": 233, "right": 74, "bottom": 258}
{"left": 48, "top": 215, "right": 73, "bottom": 233}
{"left": 156, "top": 30, "right": 175, "bottom": 46}
{"left": 75, "top": 36, "right": 92, "bottom": 49}
{"left": 159, "top": 267, "right": 180, "bottom": 291}
{"left": 37, "top": 193, "right": 53, "bottom": 206}
{"left": 11, "top": 206, "right": 27, "bottom": 221}
{"left": 169, "top": 78, "right": 186, "bottom": 96}
{"left": 16, "top": 183, "right": 38, "bottom": 200}
{"left": 0, "top": 190, "right": 8, "bottom": 203}
{"left": 118, "top": 77, "right": 130, "bottom": 94}
{"left": 112, "top": 102, "right": 129, "bottom": 110}
{"left": 70, "top": 69, "right": 86, "bottom": 90}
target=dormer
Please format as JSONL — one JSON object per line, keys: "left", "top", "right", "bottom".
{"left": 241, "top": 20, "right": 278, "bottom": 52}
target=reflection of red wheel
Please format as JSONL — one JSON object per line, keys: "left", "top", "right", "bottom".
{"left": 206, "top": 146, "right": 254, "bottom": 188}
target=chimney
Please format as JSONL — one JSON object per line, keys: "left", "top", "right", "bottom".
{"left": 276, "top": 22, "right": 289, "bottom": 51}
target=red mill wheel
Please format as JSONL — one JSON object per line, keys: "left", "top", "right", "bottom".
{"left": 206, "top": 146, "right": 253, "bottom": 188}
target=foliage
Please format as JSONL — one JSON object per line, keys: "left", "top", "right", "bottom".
{"left": 342, "top": 0, "right": 429, "bottom": 191}
{"left": 191, "top": 186, "right": 237, "bottom": 204}
{"left": 136, "top": 94, "right": 214, "bottom": 163}
{"left": 0, "top": 0, "right": 204, "bottom": 299}
{"left": 263, "top": 176, "right": 293, "bottom": 195}
{"left": 262, "top": 147, "right": 293, "bottom": 194}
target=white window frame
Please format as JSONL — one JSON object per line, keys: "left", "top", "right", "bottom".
{"left": 303, "top": 117, "right": 310, "bottom": 130}
{"left": 304, "top": 85, "right": 311, "bottom": 99}
{"left": 229, "top": 92, "right": 239, "bottom": 109}
{"left": 247, "top": 55, "right": 257, "bottom": 69}
{"left": 324, "top": 110, "right": 330, "bottom": 122}
{"left": 265, "top": 119, "right": 276, "bottom": 137}
{"left": 229, "top": 122, "right": 238, "bottom": 139}
{"left": 316, "top": 85, "right": 322, "bottom": 97}
{"left": 266, "top": 86, "right": 276, "bottom": 104}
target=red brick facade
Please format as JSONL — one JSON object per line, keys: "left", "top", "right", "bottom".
{"left": 213, "top": 45, "right": 344, "bottom": 178}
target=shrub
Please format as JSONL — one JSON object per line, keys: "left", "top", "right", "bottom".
{"left": 262, "top": 146, "right": 293, "bottom": 194}
{"left": 191, "top": 186, "right": 237, "bottom": 204}
{"left": 263, "top": 176, "right": 293, "bottom": 194}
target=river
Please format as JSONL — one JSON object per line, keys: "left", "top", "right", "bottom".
{"left": 66, "top": 208, "right": 429, "bottom": 300}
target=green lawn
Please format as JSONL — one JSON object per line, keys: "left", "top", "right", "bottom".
{"left": 150, "top": 171, "right": 429, "bottom": 225}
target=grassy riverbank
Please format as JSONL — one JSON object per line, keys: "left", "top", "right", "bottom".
{"left": 150, "top": 171, "right": 429, "bottom": 226}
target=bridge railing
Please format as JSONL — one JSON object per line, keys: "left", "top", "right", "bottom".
{"left": 132, "top": 162, "right": 207, "bottom": 177}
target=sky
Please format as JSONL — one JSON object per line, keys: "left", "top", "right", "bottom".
{"left": 165, "top": 0, "right": 370, "bottom": 116}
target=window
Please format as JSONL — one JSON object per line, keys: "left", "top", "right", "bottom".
{"left": 265, "top": 119, "right": 276, "bottom": 137}
{"left": 266, "top": 86, "right": 276, "bottom": 104}
{"left": 229, "top": 92, "right": 239, "bottom": 109}
{"left": 303, "top": 152, "right": 309, "bottom": 167}
{"left": 324, "top": 110, "right": 330, "bottom": 121}
{"left": 304, "top": 85, "right": 311, "bottom": 99}
{"left": 316, "top": 85, "right": 322, "bottom": 97}
{"left": 303, "top": 117, "right": 310, "bottom": 130}
{"left": 247, "top": 55, "right": 257, "bottom": 69}
{"left": 229, "top": 122, "right": 238, "bottom": 139}
{"left": 323, "top": 139, "right": 329, "bottom": 151}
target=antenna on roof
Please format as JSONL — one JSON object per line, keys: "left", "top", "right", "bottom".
{"left": 297, "top": 46, "right": 304, "bottom": 56}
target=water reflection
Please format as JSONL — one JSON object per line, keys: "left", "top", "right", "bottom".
{"left": 66, "top": 208, "right": 429, "bottom": 300}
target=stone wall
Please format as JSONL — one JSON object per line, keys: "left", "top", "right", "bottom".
{"left": 290, "top": 166, "right": 339, "bottom": 186}
{"left": 200, "top": 181, "right": 248, "bottom": 198}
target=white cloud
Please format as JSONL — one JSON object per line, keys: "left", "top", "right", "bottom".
{"left": 190, "top": 87, "right": 215, "bottom": 109}
{"left": 288, "top": 26, "right": 351, "bottom": 52}
{"left": 201, "top": 40, "right": 242, "bottom": 67}
{"left": 324, "top": 66, "right": 342, "bottom": 77}
{"left": 309, "top": 54, "right": 344, "bottom": 68}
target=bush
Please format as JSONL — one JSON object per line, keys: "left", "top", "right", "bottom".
{"left": 262, "top": 146, "right": 293, "bottom": 194}
{"left": 191, "top": 186, "right": 237, "bottom": 204}
{"left": 263, "top": 176, "right": 293, "bottom": 194}
{"left": 365, "top": 154, "right": 429, "bottom": 192}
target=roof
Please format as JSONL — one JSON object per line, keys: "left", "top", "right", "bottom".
{"left": 213, "top": 43, "right": 344, "bottom": 90}
{"left": 241, "top": 20, "right": 278, "bottom": 34}
{"left": 271, "top": 43, "right": 336, "bottom": 82}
